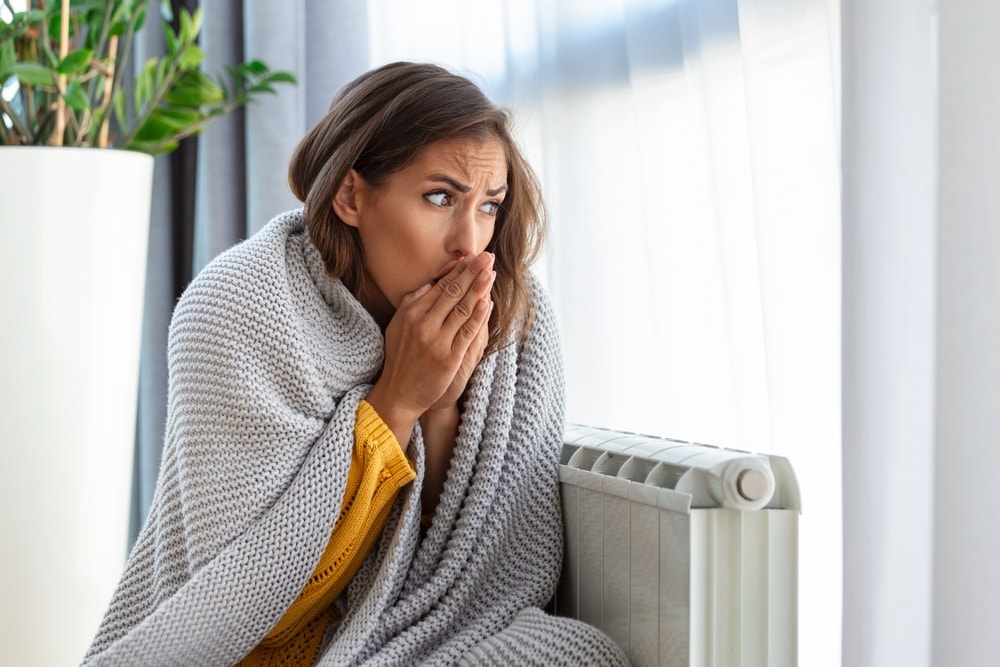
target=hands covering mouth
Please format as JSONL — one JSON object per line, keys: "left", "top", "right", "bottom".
{"left": 366, "top": 250, "right": 496, "bottom": 448}
{"left": 433, "top": 258, "right": 463, "bottom": 284}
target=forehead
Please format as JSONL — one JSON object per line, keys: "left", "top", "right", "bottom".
{"left": 408, "top": 136, "right": 508, "bottom": 182}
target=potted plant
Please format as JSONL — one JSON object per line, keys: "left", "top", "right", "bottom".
{"left": 1, "top": 0, "right": 294, "bottom": 151}
{"left": 0, "top": 3, "right": 295, "bottom": 665}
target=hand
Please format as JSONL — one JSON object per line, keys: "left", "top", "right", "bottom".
{"left": 428, "top": 293, "right": 491, "bottom": 412}
{"left": 365, "top": 251, "right": 495, "bottom": 444}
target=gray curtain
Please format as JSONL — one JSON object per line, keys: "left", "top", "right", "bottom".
{"left": 130, "top": 2, "right": 372, "bottom": 543}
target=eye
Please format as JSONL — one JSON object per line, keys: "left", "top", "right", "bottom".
{"left": 425, "top": 191, "right": 452, "bottom": 207}
{"left": 480, "top": 201, "right": 501, "bottom": 216}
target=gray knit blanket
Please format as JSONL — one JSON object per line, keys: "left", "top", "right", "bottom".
{"left": 82, "top": 210, "right": 628, "bottom": 666}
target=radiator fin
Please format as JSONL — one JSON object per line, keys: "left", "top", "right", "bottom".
{"left": 557, "top": 425, "right": 799, "bottom": 667}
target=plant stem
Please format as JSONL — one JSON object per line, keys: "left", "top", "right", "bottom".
{"left": 140, "top": 98, "right": 244, "bottom": 155}
{"left": 53, "top": 0, "right": 69, "bottom": 146}
{"left": 120, "top": 45, "right": 189, "bottom": 148}
{"left": 98, "top": 35, "right": 117, "bottom": 148}
{"left": 0, "top": 95, "right": 31, "bottom": 141}
{"left": 83, "top": 0, "right": 116, "bottom": 146}
{"left": 35, "top": 1, "right": 59, "bottom": 67}
{"left": 109, "top": 2, "right": 146, "bottom": 143}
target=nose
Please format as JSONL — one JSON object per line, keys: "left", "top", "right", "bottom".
{"left": 447, "top": 206, "right": 479, "bottom": 258}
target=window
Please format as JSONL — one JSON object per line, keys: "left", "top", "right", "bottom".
{"left": 370, "top": 1, "right": 841, "bottom": 663}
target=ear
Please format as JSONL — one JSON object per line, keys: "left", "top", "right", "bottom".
{"left": 332, "top": 169, "right": 364, "bottom": 229}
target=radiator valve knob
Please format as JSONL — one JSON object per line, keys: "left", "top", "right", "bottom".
{"left": 737, "top": 468, "right": 770, "bottom": 502}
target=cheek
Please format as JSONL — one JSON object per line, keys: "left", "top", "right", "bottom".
{"left": 481, "top": 221, "right": 498, "bottom": 253}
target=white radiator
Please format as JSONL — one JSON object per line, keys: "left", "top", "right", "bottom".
{"left": 556, "top": 425, "right": 801, "bottom": 667}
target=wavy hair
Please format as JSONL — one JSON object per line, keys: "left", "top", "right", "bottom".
{"left": 287, "top": 62, "right": 547, "bottom": 351}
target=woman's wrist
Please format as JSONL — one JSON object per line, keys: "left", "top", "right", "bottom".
{"left": 419, "top": 402, "right": 460, "bottom": 512}
{"left": 422, "top": 400, "right": 460, "bottom": 423}
{"left": 364, "top": 382, "right": 421, "bottom": 448}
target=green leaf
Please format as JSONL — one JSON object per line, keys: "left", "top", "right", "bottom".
{"left": 56, "top": 48, "right": 94, "bottom": 75}
{"left": 162, "top": 70, "right": 224, "bottom": 107}
{"left": 178, "top": 7, "right": 193, "bottom": 42}
{"left": 0, "top": 37, "right": 15, "bottom": 79}
{"left": 107, "top": 2, "right": 130, "bottom": 37}
{"left": 108, "top": 0, "right": 143, "bottom": 36}
{"left": 149, "top": 105, "right": 202, "bottom": 129}
{"left": 265, "top": 71, "right": 298, "bottom": 85}
{"left": 15, "top": 9, "right": 47, "bottom": 24}
{"left": 0, "top": 10, "right": 46, "bottom": 42}
{"left": 164, "top": 23, "right": 179, "bottom": 56}
{"left": 134, "top": 115, "right": 174, "bottom": 142}
{"left": 244, "top": 60, "right": 269, "bottom": 75}
{"left": 189, "top": 7, "right": 204, "bottom": 39}
{"left": 46, "top": 13, "right": 62, "bottom": 40}
{"left": 134, "top": 6, "right": 147, "bottom": 33}
{"left": 131, "top": 138, "right": 179, "bottom": 156}
{"left": 63, "top": 81, "right": 89, "bottom": 111}
{"left": 134, "top": 58, "right": 157, "bottom": 114}
{"left": 155, "top": 58, "right": 169, "bottom": 88}
{"left": 12, "top": 62, "right": 55, "bottom": 87}
{"left": 178, "top": 44, "right": 205, "bottom": 70}
{"left": 248, "top": 83, "right": 276, "bottom": 95}
{"left": 112, "top": 88, "right": 127, "bottom": 131}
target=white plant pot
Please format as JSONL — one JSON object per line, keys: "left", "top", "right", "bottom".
{"left": 0, "top": 147, "right": 153, "bottom": 666}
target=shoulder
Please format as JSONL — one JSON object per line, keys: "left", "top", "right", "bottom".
{"left": 523, "top": 272, "right": 559, "bottom": 345}
{"left": 173, "top": 211, "right": 305, "bottom": 311}
{"left": 512, "top": 271, "right": 563, "bottom": 386}
{"left": 167, "top": 210, "right": 307, "bottom": 350}
{"left": 188, "top": 209, "right": 305, "bottom": 293}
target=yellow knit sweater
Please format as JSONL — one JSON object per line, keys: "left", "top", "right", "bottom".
{"left": 238, "top": 400, "right": 416, "bottom": 666}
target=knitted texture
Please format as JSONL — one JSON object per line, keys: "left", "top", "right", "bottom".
{"left": 240, "top": 400, "right": 415, "bottom": 666}
{"left": 81, "top": 209, "right": 628, "bottom": 666}
{"left": 458, "top": 608, "right": 630, "bottom": 666}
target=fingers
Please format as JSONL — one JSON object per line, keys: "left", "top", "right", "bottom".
{"left": 381, "top": 252, "right": 493, "bottom": 415}
{"left": 456, "top": 296, "right": 492, "bottom": 352}
{"left": 429, "top": 252, "right": 495, "bottom": 327}
{"left": 468, "top": 309, "right": 491, "bottom": 364}
{"left": 398, "top": 281, "right": 433, "bottom": 308}
{"left": 428, "top": 307, "right": 491, "bottom": 412}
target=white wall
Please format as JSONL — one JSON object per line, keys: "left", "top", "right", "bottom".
{"left": 934, "top": 2, "right": 1000, "bottom": 663}
{"left": 840, "top": 0, "right": 937, "bottom": 663}
{"left": 842, "top": 0, "right": 1000, "bottom": 664}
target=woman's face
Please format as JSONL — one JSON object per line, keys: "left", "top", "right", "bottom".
{"left": 335, "top": 135, "right": 508, "bottom": 325}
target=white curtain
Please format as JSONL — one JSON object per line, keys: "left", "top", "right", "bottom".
{"left": 134, "top": 0, "right": 844, "bottom": 663}
{"left": 86, "top": 0, "right": 1000, "bottom": 663}
{"left": 842, "top": 1, "right": 1000, "bottom": 665}
{"left": 368, "top": 0, "right": 841, "bottom": 665}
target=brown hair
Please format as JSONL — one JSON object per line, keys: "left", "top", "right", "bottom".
{"left": 287, "top": 61, "right": 547, "bottom": 351}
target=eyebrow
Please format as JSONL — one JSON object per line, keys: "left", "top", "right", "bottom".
{"left": 428, "top": 174, "right": 508, "bottom": 197}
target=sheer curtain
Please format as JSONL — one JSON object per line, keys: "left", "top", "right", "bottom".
{"left": 133, "top": 0, "right": 842, "bottom": 664}
{"left": 367, "top": 0, "right": 841, "bottom": 664}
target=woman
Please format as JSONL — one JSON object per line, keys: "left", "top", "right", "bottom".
{"left": 83, "top": 62, "right": 628, "bottom": 666}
